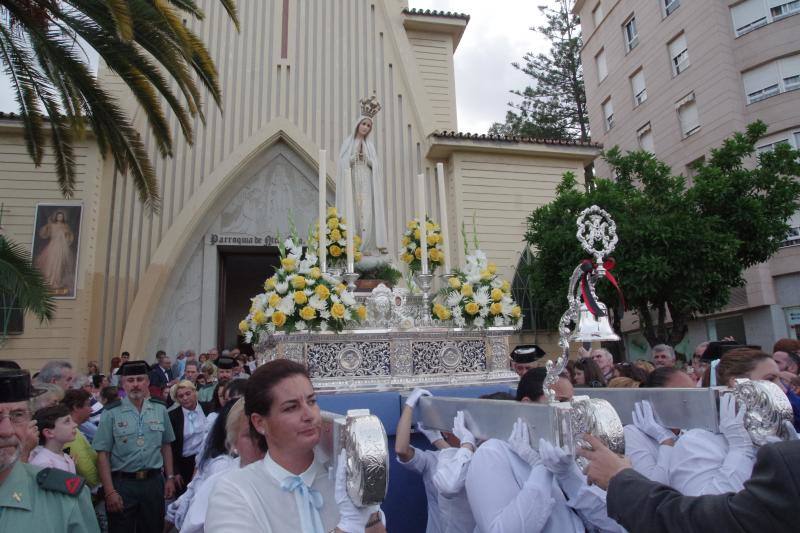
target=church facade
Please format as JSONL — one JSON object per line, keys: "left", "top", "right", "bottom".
{"left": 0, "top": 0, "right": 598, "bottom": 371}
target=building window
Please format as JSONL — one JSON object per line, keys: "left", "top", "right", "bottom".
{"left": 686, "top": 156, "right": 705, "bottom": 179}
{"left": 676, "top": 92, "right": 700, "bottom": 138}
{"left": 592, "top": 2, "right": 605, "bottom": 28}
{"left": 637, "top": 122, "right": 654, "bottom": 152}
{"left": 756, "top": 128, "right": 800, "bottom": 152}
{"left": 731, "top": 0, "right": 799, "bottom": 36}
{"left": 630, "top": 69, "right": 647, "bottom": 106}
{"left": 743, "top": 54, "right": 800, "bottom": 104}
{"left": 669, "top": 34, "right": 689, "bottom": 76}
{"left": 664, "top": 0, "right": 680, "bottom": 16}
{"left": 602, "top": 99, "right": 614, "bottom": 131}
{"left": 0, "top": 298, "right": 24, "bottom": 336}
{"left": 623, "top": 16, "right": 639, "bottom": 52}
{"left": 596, "top": 49, "right": 608, "bottom": 82}
{"left": 706, "top": 315, "right": 747, "bottom": 343}
{"left": 782, "top": 211, "right": 800, "bottom": 247}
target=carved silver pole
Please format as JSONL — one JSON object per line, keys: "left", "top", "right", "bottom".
{"left": 414, "top": 272, "right": 434, "bottom": 327}
{"left": 343, "top": 271, "right": 360, "bottom": 293}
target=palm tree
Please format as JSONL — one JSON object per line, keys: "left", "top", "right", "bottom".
{"left": 0, "top": 205, "right": 54, "bottom": 341}
{"left": 0, "top": 1, "right": 239, "bottom": 211}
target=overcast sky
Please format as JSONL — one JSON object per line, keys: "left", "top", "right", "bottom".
{"left": 0, "top": 1, "right": 547, "bottom": 134}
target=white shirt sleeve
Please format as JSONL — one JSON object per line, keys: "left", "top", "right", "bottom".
{"left": 205, "top": 474, "right": 260, "bottom": 532}
{"left": 623, "top": 425, "right": 673, "bottom": 485}
{"left": 396, "top": 446, "right": 437, "bottom": 475}
{"left": 668, "top": 429, "right": 756, "bottom": 496}
{"left": 565, "top": 482, "right": 627, "bottom": 533}
{"left": 466, "top": 440, "right": 555, "bottom": 533}
{"left": 432, "top": 447, "right": 473, "bottom": 497}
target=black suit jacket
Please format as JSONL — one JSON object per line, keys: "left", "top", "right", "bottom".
{"left": 168, "top": 404, "right": 209, "bottom": 472}
{"left": 607, "top": 440, "right": 800, "bottom": 533}
{"left": 148, "top": 366, "right": 173, "bottom": 388}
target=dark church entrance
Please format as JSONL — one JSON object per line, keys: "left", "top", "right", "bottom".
{"left": 217, "top": 246, "right": 281, "bottom": 353}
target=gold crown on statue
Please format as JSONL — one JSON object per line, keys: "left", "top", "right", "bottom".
{"left": 359, "top": 95, "right": 382, "bottom": 119}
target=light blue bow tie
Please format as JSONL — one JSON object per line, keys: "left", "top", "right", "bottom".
{"left": 281, "top": 475, "right": 325, "bottom": 533}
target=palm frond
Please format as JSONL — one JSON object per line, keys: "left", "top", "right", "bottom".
{"left": 0, "top": 236, "right": 56, "bottom": 323}
{"left": 107, "top": 0, "right": 134, "bottom": 40}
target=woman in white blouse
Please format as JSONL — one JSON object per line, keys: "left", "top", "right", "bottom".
{"left": 669, "top": 348, "right": 781, "bottom": 495}
{"left": 205, "top": 359, "right": 385, "bottom": 533}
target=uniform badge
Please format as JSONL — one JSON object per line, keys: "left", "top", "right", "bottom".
{"left": 117, "top": 421, "right": 128, "bottom": 428}
{"left": 137, "top": 437, "right": 145, "bottom": 447}
{"left": 12, "top": 492, "right": 22, "bottom": 502}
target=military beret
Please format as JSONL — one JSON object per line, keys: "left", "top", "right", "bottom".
{"left": 0, "top": 369, "right": 45, "bottom": 403}
{"left": 118, "top": 360, "right": 150, "bottom": 376}
{"left": 510, "top": 344, "right": 546, "bottom": 364}
{"left": 215, "top": 356, "right": 237, "bottom": 370}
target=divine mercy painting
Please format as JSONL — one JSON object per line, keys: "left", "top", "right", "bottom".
{"left": 31, "top": 203, "right": 82, "bottom": 299}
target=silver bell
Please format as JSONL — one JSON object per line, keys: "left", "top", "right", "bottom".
{"left": 570, "top": 303, "right": 620, "bottom": 342}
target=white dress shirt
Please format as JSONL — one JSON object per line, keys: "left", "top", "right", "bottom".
{"left": 668, "top": 428, "right": 756, "bottom": 496}
{"left": 206, "top": 452, "right": 339, "bottom": 532}
{"left": 623, "top": 425, "right": 674, "bottom": 485}
{"left": 432, "top": 446, "right": 477, "bottom": 533}
{"left": 167, "top": 454, "right": 237, "bottom": 530}
{"left": 397, "top": 446, "right": 444, "bottom": 533}
{"left": 466, "top": 439, "right": 622, "bottom": 533}
{"left": 182, "top": 405, "right": 208, "bottom": 457}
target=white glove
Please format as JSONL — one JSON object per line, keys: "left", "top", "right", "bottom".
{"left": 335, "top": 450, "right": 380, "bottom": 533}
{"left": 538, "top": 439, "right": 574, "bottom": 476}
{"left": 405, "top": 388, "right": 432, "bottom": 409}
{"left": 416, "top": 422, "right": 444, "bottom": 445}
{"left": 719, "top": 394, "right": 753, "bottom": 452}
{"left": 508, "top": 418, "right": 539, "bottom": 466}
{"left": 452, "top": 411, "right": 476, "bottom": 447}
{"left": 632, "top": 400, "right": 675, "bottom": 445}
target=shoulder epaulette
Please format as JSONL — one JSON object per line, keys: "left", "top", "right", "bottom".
{"left": 36, "top": 468, "right": 85, "bottom": 497}
{"left": 148, "top": 397, "right": 167, "bottom": 406}
{"left": 104, "top": 400, "right": 122, "bottom": 410}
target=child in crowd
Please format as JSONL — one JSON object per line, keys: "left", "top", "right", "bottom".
{"left": 30, "top": 404, "right": 78, "bottom": 473}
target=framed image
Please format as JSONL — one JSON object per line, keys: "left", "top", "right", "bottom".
{"left": 31, "top": 203, "right": 83, "bottom": 299}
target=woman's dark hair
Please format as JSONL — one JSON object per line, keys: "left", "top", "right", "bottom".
{"left": 224, "top": 379, "right": 248, "bottom": 404}
{"left": 614, "top": 362, "right": 649, "bottom": 385}
{"left": 91, "top": 374, "right": 106, "bottom": 389}
{"left": 199, "top": 400, "right": 236, "bottom": 471}
{"left": 209, "top": 382, "right": 227, "bottom": 413}
{"left": 245, "top": 359, "right": 311, "bottom": 417}
{"left": 480, "top": 391, "right": 515, "bottom": 401}
{"left": 61, "top": 388, "right": 91, "bottom": 412}
{"left": 100, "top": 386, "right": 119, "bottom": 404}
{"left": 715, "top": 348, "right": 772, "bottom": 387}
{"left": 516, "top": 367, "right": 547, "bottom": 402}
{"left": 574, "top": 358, "right": 607, "bottom": 387}
{"left": 644, "top": 366, "right": 686, "bottom": 388}
{"left": 34, "top": 404, "right": 71, "bottom": 445}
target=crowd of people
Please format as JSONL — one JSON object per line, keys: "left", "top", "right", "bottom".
{"left": 0, "top": 335, "right": 798, "bottom": 532}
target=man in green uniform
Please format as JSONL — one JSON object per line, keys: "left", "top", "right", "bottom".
{"left": 0, "top": 368, "right": 99, "bottom": 532}
{"left": 197, "top": 355, "right": 235, "bottom": 405}
{"left": 93, "top": 361, "right": 177, "bottom": 533}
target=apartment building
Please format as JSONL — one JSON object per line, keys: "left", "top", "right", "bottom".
{"left": 574, "top": 0, "right": 800, "bottom": 354}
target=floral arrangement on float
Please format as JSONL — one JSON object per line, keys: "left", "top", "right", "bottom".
{"left": 238, "top": 235, "right": 367, "bottom": 342}
{"left": 431, "top": 222, "right": 522, "bottom": 329}
{"left": 312, "top": 206, "right": 362, "bottom": 267}
{"left": 399, "top": 216, "right": 445, "bottom": 274}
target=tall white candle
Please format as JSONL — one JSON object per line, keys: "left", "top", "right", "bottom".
{"left": 436, "top": 162, "right": 451, "bottom": 274}
{"left": 318, "top": 150, "right": 327, "bottom": 272}
{"left": 416, "top": 173, "right": 428, "bottom": 275}
{"left": 344, "top": 168, "right": 355, "bottom": 273}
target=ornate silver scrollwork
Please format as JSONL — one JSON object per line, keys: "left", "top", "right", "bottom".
{"left": 390, "top": 340, "right": 414, "bottom": 376}
{"left": 488, "top": 336, "right": 510, "bottom": 372}
{"left": 284, "top": 343, "right": 305, "bottom": 365}
{"left": 338, "top": 344, "right": 364, "bottom": 372}
{"left": 576, "top": 205, "right": 618, "bottom": 272}
{"left": 733, "top": 379, "right": 793, "bottom": 446}
{"left": 570, "top": 397, "right": 625, "bottom": 469}
{"left": 439, "top": 342, "right": 462, "bottom": 371}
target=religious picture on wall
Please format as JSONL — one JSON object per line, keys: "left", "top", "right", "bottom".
{"left": 336, "top": 95, "right": 389, "bottom": 259}
{"left": 31, "top": 203, "right": 82, "bottom": 299}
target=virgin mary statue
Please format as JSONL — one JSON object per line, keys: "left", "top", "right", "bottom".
{"left": 336, "top": 96, "right": 388, "bottom": 257}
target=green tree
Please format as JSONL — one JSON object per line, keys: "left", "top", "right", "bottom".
{"left": 0, "top": 0, "right": 239, "bottom": 211}
{"left": 525, "top": 121, "right": 800, "bottom": 348}
{"left": 489, "top": 0, "right": 588, "bottom": 142}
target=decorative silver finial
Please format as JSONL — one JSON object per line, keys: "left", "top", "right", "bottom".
{"left": 359, "top": 95, "right": 382, "bottom": 119}
{"left": 544, "top": 356, "right": 564, "bottom": 403}
{"left": 576, "top": 205, "right": 618, "bottom": 269}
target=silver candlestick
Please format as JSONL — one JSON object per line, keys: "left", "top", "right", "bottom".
{"left": 414, "top": 272, "right": 434, "bottom": 327}
{"left": 343, "top": 272, "right": 360, "bottom": 293}
{"left": 327, "top": 267, "right": 344, "bottom": 284}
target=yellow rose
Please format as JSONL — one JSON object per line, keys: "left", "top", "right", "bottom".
{"left": 327, "top": 206, "right": 338, "bottom": 217}
{"left": 330, "top": 228, "right": 342, "bottom": 242}
{"left": 448, "top": 276, "right": 462, "bottom": 289}
{"left": 434, "top": 304, "right": 452, "bottom": 321}
{"left": 355, "top": 251, "right": 363, "bottom": 262}
{"left": 402, "top": 253, "right": 413, "bottom": 264}
{"left": 272, "top": 311, "right": 287, "bottom": 327}
{"left": 407, "top": 220, "right": 417, "bottom": 230}
{"left": 414, "top": 228, "right": 421, "bottom": 240}
{"left": 268, "top": 293, "right": 281, "bottom": 308}
{"left": 429, "top": 249, "right": 441, "bottom": 262}
{"left": 491, "top": 288, "right": 504, "bottom": 302}
{"left": 310, "top": 267, "right": 322, "bottom": 279}
{"left": 329, "top": 245, "right": 342, "bottom": 257}
{"left": 427, "top": 234, "right": 439, "bottom": 246}
{"left": 426, "top": 222, "right": 435, "bottom": 232}
{"left": 401, "top": 236, "right": 410, "bottom": 246}
{"left": 291, "top": 276, "right": 306, "bottom": 290}
{"left": 238, "top": 320, "right": 249, "bottom": 334}
{"left": 356, "top": 305, "right": 367, "bottom": 321}
{"left": 315, "top": 284, "right": 330, "bottom": 300}
{"left": 336, "top": 283, "right": 347, "bottom": 295}
{"left": 281, "top": 257, "right": 296, "bottom": 271}
{"left": 327, "top": 217, "right": 339, "bottom": 229}
{"left": 465, "top": 302, "right": 480, "bottom": 315}
{"left": 299, "top": 306, "right": 316, "bottom": 321}
{"left": 331, "top": 302, "right": 346, "bottom": 319}
{"left": 264, "top": 276, "right": 276, "bottom": 290}
{"left": 414, "top": 247, "right": 422, "bottom": 260}
{"left": 253, "top": 310, "right": 267, "bottom": 325}
{"left": 511, "top": 306, "right": 522, "bottom": 318}
{"left": 294, "top": 291, "right": 308, "bottom": 305}
{"left": 354, "top": 234, "right": 362, "bottom": 246}
{"left": 461, "top": 284, "right": 473, "bottom": 297}
{"left": 480, "top": 269, "right": 492, "bottom": 280}
{"left": 488, "top": 262, "right": 497, "bottom": 274}
{"left": 490, "top": 302, "right": 502, "bottom": 315}
{"left": 501, "top": 279, "right": 511, "bottom": 293}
